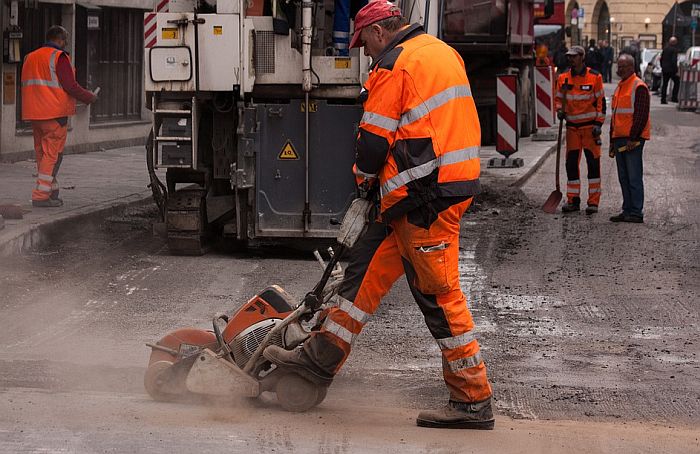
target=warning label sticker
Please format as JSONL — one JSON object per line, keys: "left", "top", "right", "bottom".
{"left": 278, "top": 140, "right": 299, "bottom": 160}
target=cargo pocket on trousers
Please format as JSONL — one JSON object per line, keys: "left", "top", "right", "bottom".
{"left": 409, "top": 240, "right": 451, "bottom": 295}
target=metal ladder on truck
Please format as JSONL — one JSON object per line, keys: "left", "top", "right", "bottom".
{"left": 151, "top": 94, "right": 209, "bottom": 255}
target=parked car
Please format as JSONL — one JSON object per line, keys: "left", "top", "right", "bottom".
{"left": 643, "top": 53, "right": 662, "bottom": 92}
{"left": 640, "top": 48, "right": 661, "bottom": 77}
{"left": 683, "top": 46, "right": 700, "bottom": 67}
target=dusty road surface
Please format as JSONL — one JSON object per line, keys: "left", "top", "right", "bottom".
{"left": 1, "top": 92, "right": 699, "bottom": 453}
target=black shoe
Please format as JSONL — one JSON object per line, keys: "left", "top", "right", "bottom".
{"left": 417, "top": 398, "right": 495, "bottom": 430}
{"left": 622, "top": 214, "right": 644, "bottom": 223}
{"left": 585, "top": 205, "right": 598, "bottom": 215}
{"left": 32, "top": 198, "right": 63, "bottom": 208}
{"left": 671, "top": 98, "right": 678, "bottom": 103}
{"left": 263, "top": 345, "right": 334, "bottom": 386}
{"left": 561, "top": 202, "right": 580, "bottom": 213}
{"left": 609, "top": 213, "right": 626, "bottom": 222}
{"left": 660, "top": 100, "right": 668, "bottom": 104}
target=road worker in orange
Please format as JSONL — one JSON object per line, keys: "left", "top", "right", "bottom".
{"left": 609, "top": 54, "right": 651, "bottom": 223}
{"left": 264, "top": 0, "right": 494, "bottom": 429}
{"left": 555, "top": 45, "right": 606, "bottom": 214}
{"left": 21, "top": 25, "right": 98, "bottom": 207}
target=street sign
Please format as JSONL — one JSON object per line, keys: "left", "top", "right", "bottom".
{"left": 578, "top": 8, "right": 584, "bottom": 18}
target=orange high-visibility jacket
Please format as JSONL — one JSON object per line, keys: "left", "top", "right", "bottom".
{"left": 21, "top": 46, "right": 76, "bottom": 121}
{"left": 354, "top": 24, "right": 481, "bottom": 221}
{"left": 555, "top": 67, "right": 605, "bottom": 127}
{"left": 611, "top": 75, "right": 651, "bottom": 140}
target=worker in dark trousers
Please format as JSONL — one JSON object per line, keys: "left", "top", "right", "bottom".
{"left": 660, "top": 36, "right": 679, "bottom": 104}
{"left": 21, "top": 25, "right": 97, "bottom": 207}
{"left": 609, "top": 54, "right": 651, "bottom": 223}
{"left": 555, "top": 46, "right": 606, "bottom": 214}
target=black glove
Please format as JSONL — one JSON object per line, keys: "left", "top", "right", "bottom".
{"left": 556, "top": 110, "right": 566, "bottom": 121}
{"left": 592, "top": 125, "right": 602, "bottom": 137}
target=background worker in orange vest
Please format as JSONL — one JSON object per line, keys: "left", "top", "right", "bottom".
{"left": 264, "top": 0, "right": 494, "bottom": 429}
{"left": 555, "top": 45, "right": 606, "bottom": 214}
{"left": 609, "top": 54, "right": 651, "bottom": 223}
{"left": 21, "top": 25, "right": 98, "bottom": 207}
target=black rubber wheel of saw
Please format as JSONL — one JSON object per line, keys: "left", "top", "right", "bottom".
{"left": 144, "top": 360, "right": 186, "bottom": 402}
{"left": 275, "top": 373, "right": 321, "bottom": 412}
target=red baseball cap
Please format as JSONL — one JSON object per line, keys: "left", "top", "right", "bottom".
{"left": 349, "top": 1, "right": 402, "bottom": 49}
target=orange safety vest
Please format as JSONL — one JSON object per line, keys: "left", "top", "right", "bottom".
{"left": 21, "top": 46, "right": 76, "bottom": 121}
{"left": 355, "top": 24, "right": 480, "bottom": 220}
{"left": 611, "top": 75, "right": 651, "bottom": 140}
{"left": 555, "top": 67, "right": 605, "bottom": 127}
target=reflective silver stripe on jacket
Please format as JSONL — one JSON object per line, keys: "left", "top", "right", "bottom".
{"left": 436, "top": 331, "right": 476, "bottom": 350}
{"left": 337, "top": 295, "right": 372, "bottom": 325}
{"left": 447, "top": 351, "right": 483, "bottom": 373}
{"left": 381, "top": 146, "right": 480, "bottom": 197}
{"left": 323, "top": 318, "right": 355, "bottom": 345}
{"left": 565, "top": 111, "right": 597, "bottom": 121}
{"left": 566, "top": 93, "right": 595, "bottom": 100}
{"left": 398, "top": 85, "right": 472, "bottom": 127}
{"left": 22, "top": 49, "right": 62, "bottom": 88}
{"left": 361, "top": 111, "right": 399, "bottom": 132}
{"left": 354, "top": 167, "right": 377, "bottom": 179}
{"left": 37, "top": 173, "right": 54, "bottom": 183}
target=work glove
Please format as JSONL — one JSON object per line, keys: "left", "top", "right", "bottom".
{"left": 592, "top": 126, "right": 602, "bottom": 137}
{"left": 556, "top": 110, "right": 566, "bottom": 121}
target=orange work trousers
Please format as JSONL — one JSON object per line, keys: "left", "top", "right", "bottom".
{"left": 565, "top": 126, "right": 602, "bottom": 206}
{"left": 304, "top": 198, "right": 493, "bottom": 404}
{"left": 31, "top": 119, "right": 67, "bottom": 201}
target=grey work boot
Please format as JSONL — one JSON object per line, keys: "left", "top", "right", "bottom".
{"left": 32, "top": 198, "right": 63, "bottom": 208}
{"left": 585, "top": 205, "right": 598, "bottom": 215}
{"left": 416, "top": 398, "right": 495, "bottom": 430}
{"left": 263, "top": 345, "right": 334, "bottom": 386}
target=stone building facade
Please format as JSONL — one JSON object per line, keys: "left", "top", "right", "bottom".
{"left": 565, "top": 0, "right": 678, "bottom": 51}
{"left": 1, "top": 0, "right": 154, "bottom": 161}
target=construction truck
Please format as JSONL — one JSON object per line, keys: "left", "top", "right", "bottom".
{"left": 144, "top": 0, "right": 552, "bottom": 254}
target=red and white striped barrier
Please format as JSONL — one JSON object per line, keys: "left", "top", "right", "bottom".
{"left": 144, "top": 0, "right": 170, "bottom": 49}
{"left": 677, "top": 65, "right": 700, "bottom": 110}
{"left": 535, "top": 66, "right": 555, "bottom": 128}
{"left": 496, "top": 74, "right": 518, "bottom": 155}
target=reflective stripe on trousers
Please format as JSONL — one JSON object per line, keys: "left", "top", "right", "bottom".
{"left": 304, "top": 198, "right": 492, "bottom": 403}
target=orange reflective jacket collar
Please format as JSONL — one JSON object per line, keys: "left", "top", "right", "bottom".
{"left": 370, "top": 23, "right": 425, "bottom": 71}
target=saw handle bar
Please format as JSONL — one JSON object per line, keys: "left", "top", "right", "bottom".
{"left": 212, "top": 313, "right": 235, "bottom": 362}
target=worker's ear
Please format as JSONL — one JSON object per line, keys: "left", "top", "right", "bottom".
{"left": 370, "top": 23, "right": 383, "bottom": 41}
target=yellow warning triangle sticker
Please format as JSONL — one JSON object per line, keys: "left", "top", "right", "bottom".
{"left": 278, "top": 140, "right": 299, "bottom": 160}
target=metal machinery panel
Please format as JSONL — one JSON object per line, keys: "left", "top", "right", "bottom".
{"left": 255, "top": 100, "right": 362, "bottom": 237}
{"left": 198, "top": 14, "right": 241, "bottom": 91}
{"left": 144, "top": 12, "right": 196, "bottom": 92}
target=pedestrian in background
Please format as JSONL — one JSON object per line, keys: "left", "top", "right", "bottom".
{"left": 554, "top": 40, "right": 570, "bottom": 74}
{"left": 621, "top": 40, "right": 641, "bottom": 76}
{"left": 585, "top": 39, "right": 603, "bottom": 73}
{"left": 600, "top": 40, "right": 614, "bottom": 83}
{"left": 263, "top": 0, "right": 494, "bottom": 430}
{"left": 660, "top": 36, "right": 680, "bottom": 104}
{"left": 609, "top": 54, "right": 650, "bottom": 224}
{"left": 555, "top": 45, "right": 606, "bottom": 214}
{"left": 21, "top": 25, "right": 98, "bottom": 208}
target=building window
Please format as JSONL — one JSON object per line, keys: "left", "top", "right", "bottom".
{"left": 638, "top": 34, "right": 658, "bottom": 50}
{"left": 89, "top": 7, "right": 144, "bottom": 124}
{"left": 15, "top": 2, "right": 64, "bottom": 130}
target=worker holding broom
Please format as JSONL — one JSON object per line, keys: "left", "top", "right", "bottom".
{"left": 554, "top": 45, "right": 606, "bottom": 214}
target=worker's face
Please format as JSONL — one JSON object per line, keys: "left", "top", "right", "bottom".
{"left": 360, "top": 24, "right": 388, "bottom": 60}
{"left": 567, "top": 53, "right": 583, "bottom": 69}
{"left": 617, "top": 58, "right": 634, "bottom": 79}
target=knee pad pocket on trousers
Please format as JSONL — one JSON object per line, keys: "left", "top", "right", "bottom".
{"left": 407, "top": 238, "right": 454, "bottom": 294}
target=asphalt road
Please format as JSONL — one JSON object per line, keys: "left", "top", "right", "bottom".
{"left": 0, "top": 89, "right": 698, "bottom": 453}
